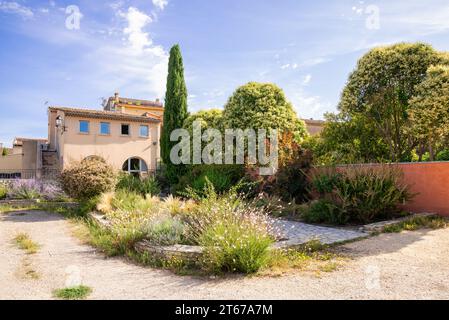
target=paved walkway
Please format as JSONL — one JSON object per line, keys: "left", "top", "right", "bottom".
{"left": 274, "top": 219, "right": 368, "bottom": 246}
{"left": 1, "top": 210, "right": 449, "bottom": 300}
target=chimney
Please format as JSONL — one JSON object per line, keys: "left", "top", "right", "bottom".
{"left": 114, "top": 91, "right": 119, "bottom": 103}
{"left": 155, "top": 98, "right": 160, "bottom": 104}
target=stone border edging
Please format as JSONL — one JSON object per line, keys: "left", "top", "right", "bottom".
{"left": 134, "top": 240, "right": 203, "bottom": 263}
{"left": 359, "top": 212, "right": 438, "bottom": 233}
{"left": 0, "top": 199, "right": 79, "bottom": 208}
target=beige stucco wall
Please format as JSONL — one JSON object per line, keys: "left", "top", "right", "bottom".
{"left": 0, "top": 154, "right": 23, "bottom": 170}
{"left": 22, "top": 140, "right": 39, "bottom": 170}
{"left": 119, "top": 105, "right": 163, "bottom": 118}
{"left": 53, "top": 113, "right": 161, "bottom": 171}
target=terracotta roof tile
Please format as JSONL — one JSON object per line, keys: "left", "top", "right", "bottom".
{"left": 49, "top": 106, "right": 161, "bottom": 123}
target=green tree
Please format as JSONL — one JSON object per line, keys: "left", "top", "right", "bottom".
{"left": 409, "top": 65, "right": 449, "bottom": 160}
{"left": 2, "top": 148, "right": 7, "bottom": 156}
{"left": 223, "top": 82, "right": 308, "bottom": 142}
{"left": 183, "top": 109, "right": 224, "bottom": 132}
{"left": 305, "top": 112, "right": 389, "bottom": 165}
{"left": 339, "top": 43, "right": 444, "bottom": 161}
{"left": 161, "top": 44, "right": 189, "bottom": 184}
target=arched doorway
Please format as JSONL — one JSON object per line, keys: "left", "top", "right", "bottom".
{"left": 122, "top": 157, "right": 148, "bottom": 177}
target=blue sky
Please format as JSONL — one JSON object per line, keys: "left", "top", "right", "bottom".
{"left": 1, "top": 0, "right": 449, "bottom": 146}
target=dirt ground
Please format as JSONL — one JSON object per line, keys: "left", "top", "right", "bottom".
{"left": 1, "top": 210, "right": 448, "bottom": 300}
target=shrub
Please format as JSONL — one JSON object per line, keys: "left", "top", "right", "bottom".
{"left": 175, "top": 165, "right": 245, "bottom": 196}
{"left": 60, "top": 158, "right": 116, "bottom": 200}
{"left": 272, "top": 146, "right": 312, "bottom": 203}
{"left": 184, "top": 181, "right": 276, "bottom": 274}
{"left": 116, "top": 173, "right": 160, "bottom": 196}
{"left": 304, "top": 166, "right": 413, "bottom": 224}
{"left": 6, "top": 179, "right": 65, "bottom": 201}
{"left": 144, "top": 214, "right": 187, "bottom": 245}
{"left": 97, "top": 190, "right": 160, "bottom": 218}
{"left": 0, "top": 182, "right": 7, "bottom": 200}
{"left": 301, "top": 199, "right": 348, "bottom": 225}
{"left": 8, "top": 179, "right": 41, "bottom": 199}
{"left": 436, "top": 149, "right": 449, "bottom": 161}
{"left": 200, "top": 218, "right": 274, "bottom": 274}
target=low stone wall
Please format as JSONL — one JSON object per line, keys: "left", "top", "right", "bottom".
{"left": 360, "top": 212, "right": 437, "bottom": 233}
{"left": 134, "top": 241, "right": 203, "bottom": 263}
{"left": 0, "top": 199, "right": 79, "bottom": 209}
{"left": 0, "top": 199, "right": 40, "bottom": 207}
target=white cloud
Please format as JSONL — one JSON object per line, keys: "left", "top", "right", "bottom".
{"left": 152, "top": 0, "right": 168, "bottom": 11}
{"left": 388, "top": 5, "right": 449, "bottom": 35}
{"left": 291, "top": 89, "right": 331, "bottom": 120}
{"left": 120, "top": 7, "right": 153, "bottom": 52}
{"left": 280, "top": 64, "right": 290, "bottom": 70}
{"left": 0, "top": 1, "right": 33, "bottom": 18}
{"left": 82, "top": 6, "right": 169, "bottom": 99}
{"left": 302, "top": 74, "right": 312, "bottom": 85}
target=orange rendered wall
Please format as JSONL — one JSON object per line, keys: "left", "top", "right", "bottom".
{"left": 336, "top": 162, "right": 449, "bottom": 216}
{"left": 396, "top": 162, "right": 449, "bottom": 216}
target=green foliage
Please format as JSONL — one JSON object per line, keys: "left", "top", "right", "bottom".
{"left": 303, "top": 166, "right": 414, "bottom": 224}
{"left": 116, "top": 173, "right": 160, "bottom": 196}
{"left": 2, "top": 148, "right": 7, "bottom": 156}
{"left": 340, "top": 43, "right": 443, "bottom": 161}
{"left": 161, "top": 44, "right": 189, "bottom": 184}
{"left": 183, "top": 109, "right": 224, "bottom": 132}
{"left": 13, "top": 233, "right": 40, "bottom": 254}
{"left": 436, "top": 150, "right": 449, "bottom": 161}
{"left": 60, "top": 158, "right": 116, "bottom": 200}
{"left": 0, "top": 182, "right": 7, "bottom": 200}
{"left": 306, "top": 113, "right": 390, "bottom": 165}
{"left": 272, "top": 147, "right": 313, "bottom": 203}
{"left": 383, "top": 216, "right": 449, "bottom": 233}
{"left": 409, "top": 65, "right": 449, "bottom": 160}
{"left": 184, "top": 181, "right": 275, "bottom": 273}
{"left": 301, "top": 199, "right": 348, "bottom": 225}
{"left": 200, "top": 218, "right": 273, "bottom": 274}
{"left": 175, "top": 164, "right": 245, "bottom": 196}
{"left": 223, "top": 82, "right": 308, "bottom": 143}
{"left": 144, "top": 214, "right": 187, "bottom": 246}
{"left": 325, "top": 43, "right": 446, "bottom": 163}
{"left": 53, "top": 286, "right": 92, "bottom": 300}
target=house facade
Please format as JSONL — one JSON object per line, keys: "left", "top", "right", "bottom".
{"left": 0, "top": 93, "right": 163, "bottom": 179}
{"left": 49, "top": 93, "right": 164, "bottom": 174}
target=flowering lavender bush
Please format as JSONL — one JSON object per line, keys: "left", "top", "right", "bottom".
{"left": 7, "top": 179, "right": 66, "bottom": 201}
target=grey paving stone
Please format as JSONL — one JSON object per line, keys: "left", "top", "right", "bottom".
{"left": 272, "top": 219, "right": 369, "bottom": 248}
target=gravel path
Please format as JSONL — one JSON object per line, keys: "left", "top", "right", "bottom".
{"left": 1, "top": 210, "right": 449, "bottom": 300}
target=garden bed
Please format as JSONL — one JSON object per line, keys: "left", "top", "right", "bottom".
{"left": 88, "top": 211, "right": 368, "bottom": 264}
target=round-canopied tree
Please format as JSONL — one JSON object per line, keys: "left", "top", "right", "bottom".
{"left": 408, "top": 65, "right": 449, "bottom": 160}
{"left": 183, "top": 109, "right": 224, "bottom": 132}
{"left": 161, "top": 44, "right": 188, "bottom": 184}
{"left": 338, "top": 42, "right": 444, "bottom": 161}
{"left": 223, "top": 82, "right": 308, "bottom": 142}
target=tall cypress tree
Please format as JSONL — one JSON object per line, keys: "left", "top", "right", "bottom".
{"left": 161, "top": 44, "right": 188, "bottom": 183}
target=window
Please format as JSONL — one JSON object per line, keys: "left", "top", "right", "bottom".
{"left": 79, "top": 120, "right": 89, "bottom": 133}
{"left": 122, "top": 157, "right": 148, "bottom": 176}
{"left": 121, "top": 124, "right": 130, "bottom": 136}
{"left": 139, "top": 125, "right": 149, "bottom": 137}
{"left": 100, "top": 122, "right": 110, "bottom": 135}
